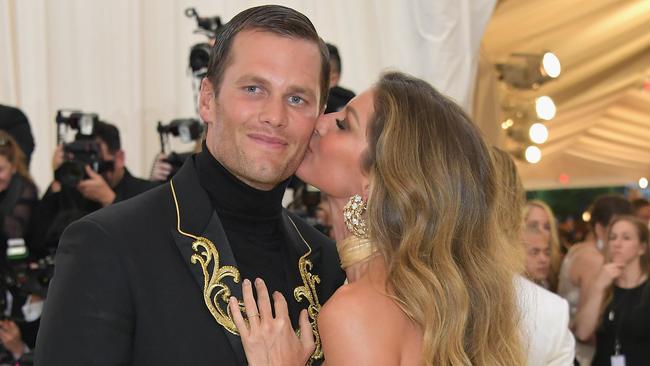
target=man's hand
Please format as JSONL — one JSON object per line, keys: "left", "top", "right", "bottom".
{"left": 150, "top": 153, "right": 173, "bottom": 181}
{"left": 52, "top": 144, "right": 64, "bottom": 172}
{"left": 0, "top": 320, "right": 26, "bottom": 359}
{"left": 77, "top": 166, "right": 116, "bottom": 207}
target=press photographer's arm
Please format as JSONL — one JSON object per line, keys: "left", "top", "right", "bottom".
{"left": 76, "top": 165, "right": 116, "bottom": 207}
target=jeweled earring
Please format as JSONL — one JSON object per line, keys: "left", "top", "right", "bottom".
{"left": 343, "top": 194, "right": 368, "bottom": 238}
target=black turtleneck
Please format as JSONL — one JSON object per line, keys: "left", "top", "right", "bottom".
{"left": 194, "top": 146, "right": 292, "bottom": 301}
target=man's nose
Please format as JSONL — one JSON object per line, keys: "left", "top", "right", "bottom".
{"left": 259, "top": 97, "right": 287, "bottom": 128}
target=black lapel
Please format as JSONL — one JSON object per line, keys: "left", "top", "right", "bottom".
{"left": 169, "top": 158, "right": 247, "bottom": 365}
{"left": 278, "top": 211, "right": 323, "bottom": 321}
{"left": 280, "top": 210, "right": 323, "bottom": 262}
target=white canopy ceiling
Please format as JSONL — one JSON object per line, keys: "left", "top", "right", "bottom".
{"left": 475, "top": 0, "right": 650, "bottom": 190}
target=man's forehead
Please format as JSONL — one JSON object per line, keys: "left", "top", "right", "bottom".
{"left": 227, "top": 30, "right": 321, "bottom": 84}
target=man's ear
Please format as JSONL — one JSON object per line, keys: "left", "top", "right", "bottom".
{"left": 199, "top": 78, "right": 216, "bottom": 124}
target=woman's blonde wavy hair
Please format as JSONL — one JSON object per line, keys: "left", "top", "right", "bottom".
{"left": 363, "top": 72, "right": 524, "bottom": 365}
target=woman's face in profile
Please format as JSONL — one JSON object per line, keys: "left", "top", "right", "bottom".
{"left": 0, "top": 155, "right": 15, "bottom": 192}
{"left": 297, "top": 89, "right": 375, "bottom": 199}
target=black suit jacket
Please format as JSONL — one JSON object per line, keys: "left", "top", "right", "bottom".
{"left": 35, "top": 158, "right": 345, "bottom": 365}
{"left": 28, "top": 168, "right": 159, "bottom": 259}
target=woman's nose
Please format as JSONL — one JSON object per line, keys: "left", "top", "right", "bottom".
{"left": 314, "top": 112, "right": 337, "bottom": 136}
{"left": 314, "top": 113, "right": 333, "bottom": 136}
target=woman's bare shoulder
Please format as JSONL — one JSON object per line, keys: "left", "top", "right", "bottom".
{"left": 317, "top": 282, "right": 412, "bottom": 365}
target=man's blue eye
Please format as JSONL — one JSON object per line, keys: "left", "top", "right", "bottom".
{"left": 289, "top": 96, "right": 304, "bottom": 104}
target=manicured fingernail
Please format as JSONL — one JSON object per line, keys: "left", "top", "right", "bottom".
{"left": 255, "top": 278, "right": 263, "bottom": 285}
{"left": 243, "top": 279, "right": 251, "bottom": 286}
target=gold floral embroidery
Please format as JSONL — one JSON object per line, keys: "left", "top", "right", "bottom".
{"left": 288, "top": 217, "right": 324, "bottom": 362}
{"left": 171, "top": 180, "right": 243, "bottom": 335}
{"left": 190, "top": 237, "right": 242, "bottom": 334}
{"left": 171, "top": 181, "right": 324, "bottom": 361}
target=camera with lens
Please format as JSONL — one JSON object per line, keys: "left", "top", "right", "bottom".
{"left": 185, "top": 8, "right": 222, "bottom": 77}
{"left": 54, "top": 110, "right": 114, "bottom": 188}
{"left": 156, "top": 118, "right": 204, "bottom": 180}
{"left": 0, "top": 239, "right": 54, "bottom": 317}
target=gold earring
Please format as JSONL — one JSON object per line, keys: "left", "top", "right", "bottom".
{"left": 338, "top": 194, "right": 377, "bottom": 269}
{"left": 343, "top": 194, "right": 368, "bottom": 239}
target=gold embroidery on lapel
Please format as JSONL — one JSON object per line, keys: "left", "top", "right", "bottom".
{"left": 171, "top": 180, "right": 324, "bottom": 357}
{"left": 171, "top": 180, "right": 243, "bottom": 335}
{"left": 287, "top": 217, "right": 324, "bottom": 362}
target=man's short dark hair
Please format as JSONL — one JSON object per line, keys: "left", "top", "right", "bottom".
{"left": 590, "top": 194, "right": 634, "bottom": 229}
{"left": 326, "top": 43, "right": 341, "bottom": 75}
{"left": 206, "top": 5, "right": 330, "bottom": 110}
{"left": 92, "top": 121, "right": 121, "bottom": 154}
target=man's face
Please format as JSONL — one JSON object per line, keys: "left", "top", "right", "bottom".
{"left": 95, "top": 139, "right": 124, "bottom": 187}
{"left": 199, "top": 30, "right": 322, "bottom": 191}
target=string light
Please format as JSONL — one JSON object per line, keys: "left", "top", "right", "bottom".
{"left": 535, "top": 96, "right": 556, "bottom": 120}
{"left": 525, "top": 146, "right": 542, "bottom": 163}
{"left": 640, "top": 177, "right": 649, "bottom": 189}
{"left": 541, "top": 52, "right": 561, "bottom": 78}
{"left": 529, "top": 123, "right": 549, "bottom": 144}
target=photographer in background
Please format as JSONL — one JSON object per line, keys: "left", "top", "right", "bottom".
{"left": 149, "top": 126, "right": 203, "bottom": 183}
{"left": 29, "top": 121, "right": 157, "bottom": 258}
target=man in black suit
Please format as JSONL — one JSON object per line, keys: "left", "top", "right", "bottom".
{"left": 35, "top": 5, "right": 345, "bottom": 365}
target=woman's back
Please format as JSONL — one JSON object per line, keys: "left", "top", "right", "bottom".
{"left": 318, "top": 256, "right": 422, "bottom": 366}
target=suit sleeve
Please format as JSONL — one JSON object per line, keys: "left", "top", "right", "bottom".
{"left": 547, "top": 298, "right": 576, "bottom": 366}
{"left": 35, "top": 218, "right": 134, "bottom": 365}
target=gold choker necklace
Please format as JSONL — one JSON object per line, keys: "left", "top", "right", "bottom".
{"left": 337, "top": 236, "right": 378, "bottom": 269}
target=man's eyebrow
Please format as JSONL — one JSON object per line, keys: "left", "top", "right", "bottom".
{"left": 287, "top": 86, "right": 317, "bottom": 100}
{"left": 235, "top": 75, "right": 271, "bottom": 88}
